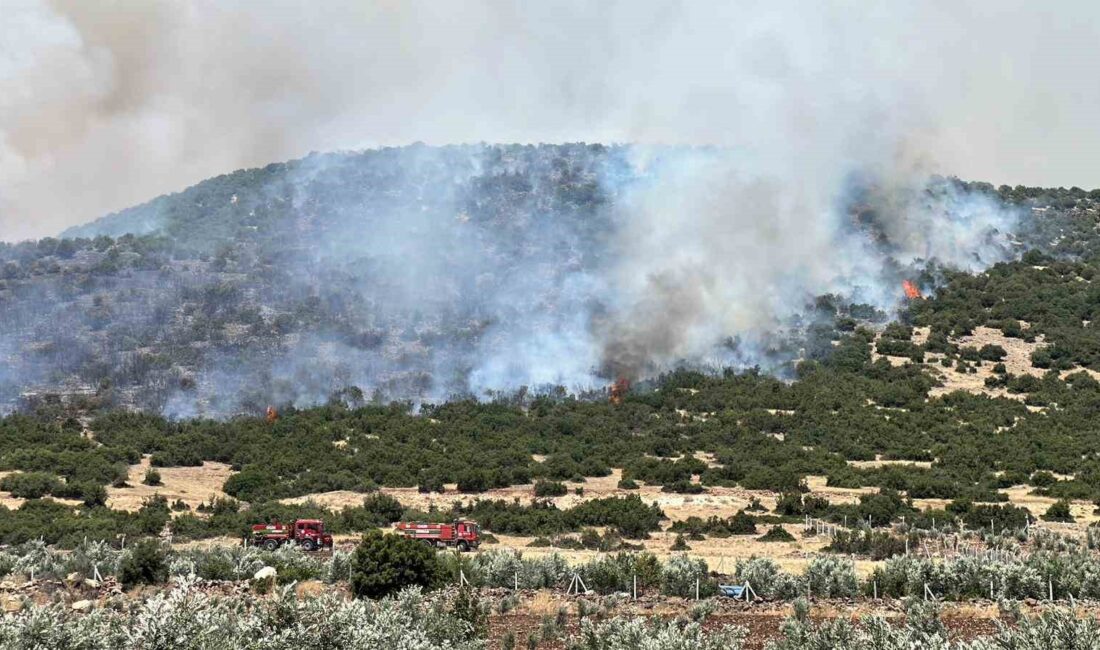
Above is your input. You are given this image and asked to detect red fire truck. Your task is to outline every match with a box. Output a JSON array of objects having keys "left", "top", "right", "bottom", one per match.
[
  {"left": 248, "top": 519, "right": 334, "bottom": 551},
  {"left": 394, "top": 520, "right": 481, "bottom": 551}
]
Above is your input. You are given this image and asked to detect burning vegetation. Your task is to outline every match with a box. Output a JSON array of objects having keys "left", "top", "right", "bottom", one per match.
[{"left": 609, "top": 377, "right": 631, "bottom": 405}]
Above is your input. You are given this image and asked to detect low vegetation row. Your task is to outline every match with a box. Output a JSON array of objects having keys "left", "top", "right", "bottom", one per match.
[
  {"left": 8, "top": 531, "right": 1100, "bottom": 605},
  {"left": 1, "top": 547, "right": 1099, "bottom": 649},
  {"left": 0, "top": 489, "right": 670, "bottom": 548},
  {"left": 0, "top": 477, "right": 1070, "bottom": 551}
]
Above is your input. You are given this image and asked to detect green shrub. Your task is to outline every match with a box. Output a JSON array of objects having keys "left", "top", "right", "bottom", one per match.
[
  {"left": 1043, "top": 499, "right": 1074, "bottom": 522},
  {"left": 118, "top": 539, "right": 168, "bottom": 587},
  {"left": 143, "top": 468, "right": 162, "bottom": 486},
  {"left": 728, "top": 511, "right": 757, "bottom": 535},
  {"left": 534, "top": 480, "right": 568, "bottom": 497},
  {"left": 0, "top": 472, "right": 62, "bottom": 499},
  {"left": 661, "top": 480, "right": 704, "bottom": 494},
  {"left": 964, "top": 504, "right": 1031, "bottom": 531},
  {"left": 1030, "top": 471, "right": 1057, "bottom": 487},
  {"left": 417, "top": 470, "right": 445, "bottom": 494},
  {"left": 81, "top": 484, "right": 108, "bottom": 508},
  {"left": 758, "top": 526, "right": 795, "bottom": 543},
  {"left": 825, "top": 529, "right": 907, "bottom": 560},
  {"left": 350, "top": 529, "right": 442, "bottom": 599},
  {"left": 457, "top": 470, "right": 489, "bottom": 494},
  {"left": 979, "top": 344, "right": 1007, "bottom": 361}
]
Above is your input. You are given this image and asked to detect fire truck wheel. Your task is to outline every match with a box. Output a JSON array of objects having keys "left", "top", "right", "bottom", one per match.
[
  {"left": 301, "top": 539, "right": 316, "bottom": 551},
  {"left": 457, "top": 541, "right": 470, "bottom": 552},
  {"left": 422, "top": 539, "right": 435, "bottom": 548},
  {"left": 264, "top": 539, "right": 279, "bottom": 551}
]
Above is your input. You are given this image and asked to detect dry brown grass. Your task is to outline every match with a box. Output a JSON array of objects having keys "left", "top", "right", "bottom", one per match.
[
  {"left": 488, "top": 525, "right": 881, "bottom": 577},
  {"left": 847, "top": 456, "right": 932, "bottom": 469},
  {"left": 107, "top": 455, "right": 233, "bottom": 512},
  {"left": 282, "top": 469, "right": 785, "bottom": 524},
  {"left": 802, "top": 475, "right": 876, "bottom": 504}
]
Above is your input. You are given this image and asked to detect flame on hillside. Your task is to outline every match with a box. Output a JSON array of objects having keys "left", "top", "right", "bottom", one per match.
[
  {"left": 902, "top": 280, "right": 922, "bottom": 300},
  {"left": 609, "top": 377, "right": 630, "bottom": 406}
]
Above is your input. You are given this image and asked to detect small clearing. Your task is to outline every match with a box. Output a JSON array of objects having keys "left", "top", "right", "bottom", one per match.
[{"left": 107, "top": 455, "right": 234, "bottom": 512}]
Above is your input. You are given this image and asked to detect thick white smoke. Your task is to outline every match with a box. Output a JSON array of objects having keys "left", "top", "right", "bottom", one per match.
[
  {"left": 589, "top": 148, "right": 1018, "bottom": 381},
  {"left": 0, "top": 1, "right": 1086, "bottom": 411},
  {"left": 2, "top": 1, "right": 1099, "bottom": 241}
]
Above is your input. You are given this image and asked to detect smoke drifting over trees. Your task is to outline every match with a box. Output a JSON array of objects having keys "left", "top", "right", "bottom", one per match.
[
  {"left": 3, "top": 143, "right": 1015, "bottom": 416},
  {"left": 0, "top": 2, "right": 1093, "bottom": 414}
]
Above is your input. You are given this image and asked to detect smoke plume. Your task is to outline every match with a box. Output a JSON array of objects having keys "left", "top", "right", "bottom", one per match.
[
  {"left": 0, "top": 1, "right": 1091, "bottom": 413},
  {"left": 2, "top": 1, "right": 1099, "bottom": 241}
]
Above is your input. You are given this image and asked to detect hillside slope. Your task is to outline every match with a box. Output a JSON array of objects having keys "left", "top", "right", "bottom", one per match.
[{"left": 0, "top": 143, "right": 1096, "bottom": 415}]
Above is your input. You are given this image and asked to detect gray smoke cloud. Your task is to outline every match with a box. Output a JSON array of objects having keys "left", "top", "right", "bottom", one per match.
[
  {"left": 592, "top": 148, "right": 1018, "bottom": 381},
  {"left": 2, "top": 1, "right": 1099, "bottom": 242}
]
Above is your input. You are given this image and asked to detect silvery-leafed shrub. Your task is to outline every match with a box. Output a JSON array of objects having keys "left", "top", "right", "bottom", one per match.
[
  {"left": 733, "top": 557, "right": 800, "bottom": 600},
  {"left": 569, "top": 617, "right": 745, "bottom": 650},
  {"left": 11, "top": 540, "right": 63, "bottom": 579},
  {"left": 522, "top": 553, "right": 570, "bottom": 589},
  {"left": 65, "top": 539, "right": 124, "bottom": 578},
  {"left": 463, "top": 550, "right": 569, "bottom": 590},
  {"left": 803, "top": 556, "right": 857, "bottom": 599},
  {"left": 660, "top": 556, "right": 712, "bottom": 598},
  {"left": 0, "top": 602, "right": 129, "bottom": 650},
  {"left": 1087, "top": 525, "right": 1100, "bottom": 551},
  {"left": 469, "top": 549, "right": 525, "bottom": 588},
  {"left": 0, "top": 549, "right": 16, "bottom": 578},
  {"left": 326, "top": 549, "right": 353, "bottom": 583},
  {"left": 168, "top": 554, "right": 197, "bottom": 579},
  {"left": 0, "top": 579, "right": 485, "bottom": 650},
  {"left": 1029, "top": 529, "right": 1079, "bottom": 553},
  {"left": 968, "top": 608, "right": 1100, "bottom": 650},
  {"left": 767, "top": 606, "right": 1099, "bottom": 650},
  {"left": 994, "top": 559, "right": 1044, "bottom": 600}
]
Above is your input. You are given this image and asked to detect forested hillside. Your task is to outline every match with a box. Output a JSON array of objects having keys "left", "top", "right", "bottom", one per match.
[
  {"left": 4, "top": 144, "right": 624, "bottom": 414},
  {"left": 5, "top": 143, "right": 1092, "bottom": 417},
  {"left": 1, "top": 143, "right": 1100, "bottom": 545}
]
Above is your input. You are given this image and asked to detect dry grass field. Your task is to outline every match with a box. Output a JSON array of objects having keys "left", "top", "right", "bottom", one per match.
[{"left": 107, "top": 455, "right": 234, "bottom": 512}]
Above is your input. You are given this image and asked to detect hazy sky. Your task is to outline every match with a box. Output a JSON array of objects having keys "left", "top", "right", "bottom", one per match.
[{"left": 1, "top": 0, "right": 1098, "bottom": 242}]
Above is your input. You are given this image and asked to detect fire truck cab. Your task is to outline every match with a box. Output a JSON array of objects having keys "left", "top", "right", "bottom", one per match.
[{"left": 249, "top": 518, "right": 334, "bottom": 551}]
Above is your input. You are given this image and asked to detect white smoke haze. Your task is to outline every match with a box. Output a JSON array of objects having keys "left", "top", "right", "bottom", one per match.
[
  {"left": 2, "top": 0, "right": 1098, "bottom": 241},
  {"left": 0, "top": 1, "right": 1091, "bottom": 411}
]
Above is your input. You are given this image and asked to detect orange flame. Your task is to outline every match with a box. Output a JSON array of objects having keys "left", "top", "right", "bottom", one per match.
[
  {"left": 609, "top": 378, "right": 630, "bottom": 406},
  {"left": 902, "top": 280, "right": 922, "bottom": 300},
  {"left": 265, "top": 406, "right": 278, "bottom": 424}
]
